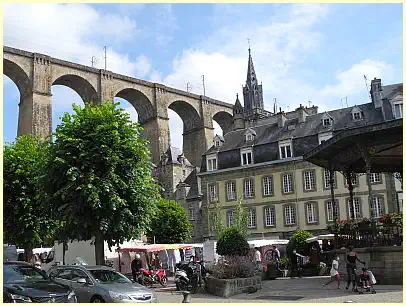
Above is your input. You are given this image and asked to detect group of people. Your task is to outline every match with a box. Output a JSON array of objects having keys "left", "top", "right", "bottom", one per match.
[{"left": 323, "top": 245, "right": 369, "bottom": 291}]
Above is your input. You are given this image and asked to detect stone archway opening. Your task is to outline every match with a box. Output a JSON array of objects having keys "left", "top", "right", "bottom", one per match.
[
  {"left": 213, "top": 111, "right": 233, "bottom": 136},
  {"left": 114, "top": 88, "right": 155, "bottom": 125},
  {"left": 3, "top": 58, "right": 33, "bottom": 140},
  {"left": 53, "top": 74, "right": 98, "bottom": 103},
  {"left": 3, "top": 75, "right": 20, "bottom": 143},
  {"left": 168, "top": 100, "right": 204, "bottom": 167}
]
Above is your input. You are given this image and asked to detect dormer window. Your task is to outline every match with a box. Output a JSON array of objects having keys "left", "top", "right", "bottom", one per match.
[
  {"left": 279, "top": 139, "right": 293, "bottom": 159},
  {"left": 323, "top": 118, "right": 331, "bottom": 126},
  {"left": 393, "top": 102, "right": 403, "bottom": 119},
  {"left": 321, "top": 113, "right": 333, "bottom": 127},
  {"left": 351, "top": 106, "right": 363, "bottom": 121},
  {"left": 206, "top": 154, "right": 217, "bottom": 171},
  {"left": 353, "top": 112, "right": 361, "bottom": 120},
  {"left": 244, "top": 128, "right": 256, "bottom": 142},
  {"left": 241, "top": 148, "right": 253, "bottom": 165},
  {"left": 213, "top": 134, "right": 224, "bottom": 148}
]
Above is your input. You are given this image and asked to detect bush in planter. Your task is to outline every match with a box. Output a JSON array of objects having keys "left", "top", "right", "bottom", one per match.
[
  {"left": 216, "top": 227, "right": 250, "bottom": 256},
  {"left": 279, "top": 257, "right": 289, "bottom": 270},
  {"left": 286, "top": 229, "right": 313, "bottom": 256},
  {"left": 211, "top": 255, "right": 256, "bottom": 279}
]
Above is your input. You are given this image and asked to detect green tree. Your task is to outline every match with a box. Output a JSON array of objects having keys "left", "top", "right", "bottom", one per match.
[
  {"left": 43, "top": 102, "right": 160, "bottom": 264},
  {"left": 286, "top": 229, "right": 313, "bottom": 256},
  {"left": 232, "top": 196, "right": 248, "bottom": 238},
  {"left": 3, "top": 135, "right": 57, "bottom": 261},
  {"left": 147, "top": 198, "right": 192, "bottom": 244},
  {"left": 209, "top": 202, "right": 226, "bottom": 239},
  {"left": 216, "top": 227, "right": 250, "bottom": 257}
]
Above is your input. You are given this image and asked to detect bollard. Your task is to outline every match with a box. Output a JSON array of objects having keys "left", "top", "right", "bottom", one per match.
[{"left": 182, "top": 291, "right": 191, "bottom": 303}]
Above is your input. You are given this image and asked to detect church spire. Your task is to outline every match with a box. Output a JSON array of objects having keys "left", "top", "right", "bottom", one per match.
[
  {"left": 243, "top": 47, "right": 264, "bottom": 116},
  {"left": 246, "top": 47, "right": 258, "bottom": 87}
]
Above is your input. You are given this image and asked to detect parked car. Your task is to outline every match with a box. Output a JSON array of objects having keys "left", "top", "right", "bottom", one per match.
[
  {"left": 3, "top": 261, "right": 77, "bottom": 303},
  {"left": 47, "top": 265, "right": 157, "bottom": 303}
]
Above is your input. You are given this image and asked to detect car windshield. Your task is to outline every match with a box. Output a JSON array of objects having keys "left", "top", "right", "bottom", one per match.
[
  {"left": 89, "top": 269, "right": 132, "bottom": 284},
  {"left": 3, "top": 264, "right": 47, "bottom": 283}
]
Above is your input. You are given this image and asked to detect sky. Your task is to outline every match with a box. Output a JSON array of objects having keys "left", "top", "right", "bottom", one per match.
[{"left": 3, "top": 3, "right": 403, "bottom": 150}]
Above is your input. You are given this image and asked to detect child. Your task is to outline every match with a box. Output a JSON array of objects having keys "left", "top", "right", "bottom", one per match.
[
  {"left": 323, "top": 254, "right": 340, "bottom": 289},
  {"left": 360, "top": 267, "right": 371, "bottom": 290}
]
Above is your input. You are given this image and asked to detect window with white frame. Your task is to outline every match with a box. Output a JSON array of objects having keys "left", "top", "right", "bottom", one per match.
[
  {"left": 244, "top": 179, "right": 254, "bottom": 198},
  {"left": 353, "top": 112, "right": 362, "bottom": 120},
  {"left": 324, "top": 169, "right": 336, "bottom": 189},
  {"left": 303, "top": 170, "right": 316, "bottom": 191},
  {"left": 246, "top": 134, "right": 255, "bottom": 142},
  {"left": 284, "top": 205, "right": 296, "bottom": 225},
  {"left": 247, "top": 208, "right": 256, "bottom": 228},
  {"left": 264, "top": 207, "right": 276, "bottom": 227},
  {"left": 188, "top": 205, "right": 195, "bottom": 221},
  {"left": 282, "top": 173, "right": 293, "bottom": 193},
  {"left": 347, "top": 198, "right": 361, "bottom": 219},
  {"left": 226, "top": 210, "right": 234, "bottom": 227},
  {"left": 208, "top": 184, "right": 217, "bottom": 202},
  {"left": 323, "top": 118, "right": 331, "bottom": 126},
  {"left": 279, "top": 140, "right": 292, "bottom": 159},
  {"left": 263, "top": 176, "right": 273, "bottom": 196},
  {"left": 371, "top": 196, "right": 385, "bottom": 218},
  {"left": 241, "top": 148, "right": 253, "bottom": 165},
  {"left": 345, "top": 174, "right": 358, "bottom": 186},
  {"left": 326, "top": 200, "right": 339, "bottom": 222},
  {"left": 206, "top": 155, "right": 217, "bottom": 171},
  {"left": 369, "top": 173, "right": 381, "bottom": 183},
  {"left": 306, "top": 202, "right": 317, "bottom": 224},
  {"left": 393, "top": 103, "right": 403, "bottom": 119},
  {"left": 215, "top": 140, "right": 220, "bottom": 147},
  {"left": 226, "top": 181, "right": 236, "bottom": 201}
]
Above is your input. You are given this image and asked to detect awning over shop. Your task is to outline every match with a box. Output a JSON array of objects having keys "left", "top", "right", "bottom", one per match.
[
  {"left": 303, "top": 119, "right": 402, "bottom": 173},
  {"left": 120, "top": 244, "right": 194, "bottom": 253},
  {"left": 248, "top": 239, "right": 289, "bottom": 248}
]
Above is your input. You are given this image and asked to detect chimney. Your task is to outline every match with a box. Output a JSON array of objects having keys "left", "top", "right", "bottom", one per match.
[
  {"left": 296, "top": 105, "right": 308, "bottom": 123},
  {"left": 370, "top": 78, "right": 383, "bottom": 109},
  {"left": 277, "top": 112, "right": 287, "bottom": 128}
]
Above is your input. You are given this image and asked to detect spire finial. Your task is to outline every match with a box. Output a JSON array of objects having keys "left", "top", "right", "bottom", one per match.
[
  {"left": 236, "top": 93, "right": 239, "bottom": 98},
  {"left": 247, "top": 38, "right": 251, "bottom": 54}
]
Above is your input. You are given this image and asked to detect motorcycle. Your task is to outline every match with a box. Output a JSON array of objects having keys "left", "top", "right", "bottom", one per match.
[
  {"left": 138, "top": 267, "right": 168, "bottom": 287},
  {"left": 174, "top": 260, "right": 202, "bottom": 293}
]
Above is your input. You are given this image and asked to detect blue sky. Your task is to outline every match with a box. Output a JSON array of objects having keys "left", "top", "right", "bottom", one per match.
[{"left": 3, "top": 3, "right": 403, "bottom": 149}]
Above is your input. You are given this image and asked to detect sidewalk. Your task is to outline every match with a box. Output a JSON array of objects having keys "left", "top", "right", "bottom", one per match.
[{"left": 153, "top": 276, "right": 403, "bottom": 303}]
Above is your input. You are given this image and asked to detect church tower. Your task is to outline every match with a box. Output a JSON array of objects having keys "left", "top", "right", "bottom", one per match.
[{"left": 243, "top": 48, "right": 265, "bottom": 120}]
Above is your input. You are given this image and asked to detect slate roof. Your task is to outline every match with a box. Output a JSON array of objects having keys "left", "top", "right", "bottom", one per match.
[
  {"left": 205, "top": 102, "right": 384, "bottom": 155},
  {"left": 382, "top": 83, "right": 403, "bottom": 100},
  {"left": 163, "top": 146, "right": 193, "bottom": 166},
  {"left": 183, "top": 169, "right": 201, "bottom": 200}
]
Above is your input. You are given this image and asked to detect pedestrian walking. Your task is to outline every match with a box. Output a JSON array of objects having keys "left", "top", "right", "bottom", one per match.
[
  {"left": 345, "top": 245, "right": 365, "bottom": 291},
  {"left": 254, "top": 247, "right": 262, "bottom": 264},
  {"left": 131, "top": 254, "right": 143, "bottom": 282},
  {"left": 323, "top": 253, "right": 340, "bottom": 288}
]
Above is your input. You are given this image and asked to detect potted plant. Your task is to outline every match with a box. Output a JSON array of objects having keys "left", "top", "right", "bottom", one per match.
[{"left": 279, "top": 257, "right": 289, "bottom": 277}]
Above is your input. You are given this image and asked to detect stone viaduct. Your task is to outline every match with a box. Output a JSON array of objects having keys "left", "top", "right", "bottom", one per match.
[{"left": 4, "top": 46, "right": 234, "bottom": 167}]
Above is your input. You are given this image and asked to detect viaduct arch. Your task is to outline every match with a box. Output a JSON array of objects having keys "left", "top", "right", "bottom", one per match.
[{"left": 3, "top": 46, "right": 234, "bottom": 167}]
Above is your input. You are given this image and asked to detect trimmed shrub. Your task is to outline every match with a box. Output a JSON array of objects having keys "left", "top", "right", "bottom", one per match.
[
  {"left": 211, "top": 255, "right": 256, "bottom": 279},
  {"left": 286, "top": 229, "right": 313, "bottom": 256},
  {"left": 216, "top": 227, "right": 250, "bottom": 256}
]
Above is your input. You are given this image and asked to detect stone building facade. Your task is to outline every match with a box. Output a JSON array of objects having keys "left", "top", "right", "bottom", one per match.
[{"left": 195, "top": 49, "right": 403, "bottom": 241}]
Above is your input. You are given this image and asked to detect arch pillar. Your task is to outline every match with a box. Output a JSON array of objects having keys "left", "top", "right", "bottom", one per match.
[
  {"left": 183, "top": 125, "right": 214, "bottom": 167},
  {"left": 18, "top": 54, "right": 52, "bottom": 139}
]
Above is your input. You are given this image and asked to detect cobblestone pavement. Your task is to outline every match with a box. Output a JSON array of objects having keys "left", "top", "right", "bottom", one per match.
[{"left": 153, "top": 276, "right": 403, "bottom": 303}]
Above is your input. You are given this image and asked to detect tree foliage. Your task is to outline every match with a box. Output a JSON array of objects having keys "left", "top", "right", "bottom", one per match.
[
  {"left": 216, "top": 227, "right": 250, "bottom": 256},
  {"left": 286, "top": 229, "right": 313, "bottom": 256},
  {"left": 43, "top": 102, "right": 160, "bottom": 263},
  {"left": 3, "top": 135, "right": 57, "bottom": 259},
  {"left": 147, "top": 198, "right": 192, "bottom": 244}
]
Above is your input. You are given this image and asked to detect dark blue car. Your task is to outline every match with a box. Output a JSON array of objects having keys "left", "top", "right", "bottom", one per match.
[{"left": 3, "top": 261, "right": 77, "bottom": 303}]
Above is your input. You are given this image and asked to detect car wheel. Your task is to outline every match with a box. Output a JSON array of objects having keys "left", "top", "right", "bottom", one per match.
[{"left": 90, "top": 296, "right": 105, "bottom": 303}]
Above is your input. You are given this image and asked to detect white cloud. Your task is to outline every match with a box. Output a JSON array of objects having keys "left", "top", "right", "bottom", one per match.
[
  {"left": 134, "top": 55, "right": 152, "bottom": 79},
  {"left": 4, "top": 3, "right": 141, "bottom": 77}
]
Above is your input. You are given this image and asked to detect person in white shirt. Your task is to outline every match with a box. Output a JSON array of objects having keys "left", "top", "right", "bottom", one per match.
[
  {"left": 323, "top": 253, "right": 341, "bottom": 289},
  {"left": 254, "top": 247, "right": 262, "bottom": 264}
]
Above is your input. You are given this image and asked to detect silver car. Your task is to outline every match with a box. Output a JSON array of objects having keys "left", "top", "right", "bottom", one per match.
[{"left": 47, "top": 265, "right": 157, "bottom": 303}]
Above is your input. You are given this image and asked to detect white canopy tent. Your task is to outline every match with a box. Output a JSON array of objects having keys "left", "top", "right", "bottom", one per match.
[{"left": 248, "top": 239, "right": 289, "bottom": 248}]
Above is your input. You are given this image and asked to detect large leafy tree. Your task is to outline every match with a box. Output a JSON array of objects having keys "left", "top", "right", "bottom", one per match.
[
  {"left": 43, "top": 102, "right": 160, "bottom": 264},
  {"left": 4, "top": 135, "right": 57, "bottom": 261},
  {"left": 147, "top": 198, "right": 192, "bottom": 244}
]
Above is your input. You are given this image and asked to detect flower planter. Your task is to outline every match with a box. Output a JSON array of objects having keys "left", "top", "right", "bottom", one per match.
[{"left": 205, "top": 275, "right": 262, "bottom": 298}]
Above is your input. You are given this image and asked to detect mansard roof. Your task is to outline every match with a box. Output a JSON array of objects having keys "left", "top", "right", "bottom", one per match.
[
  {"left": 203, "top": 102, "right": 384, "bottom": 155},
  {"left": 382, "top": 83, "right": 403, "bottom": 100}
]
